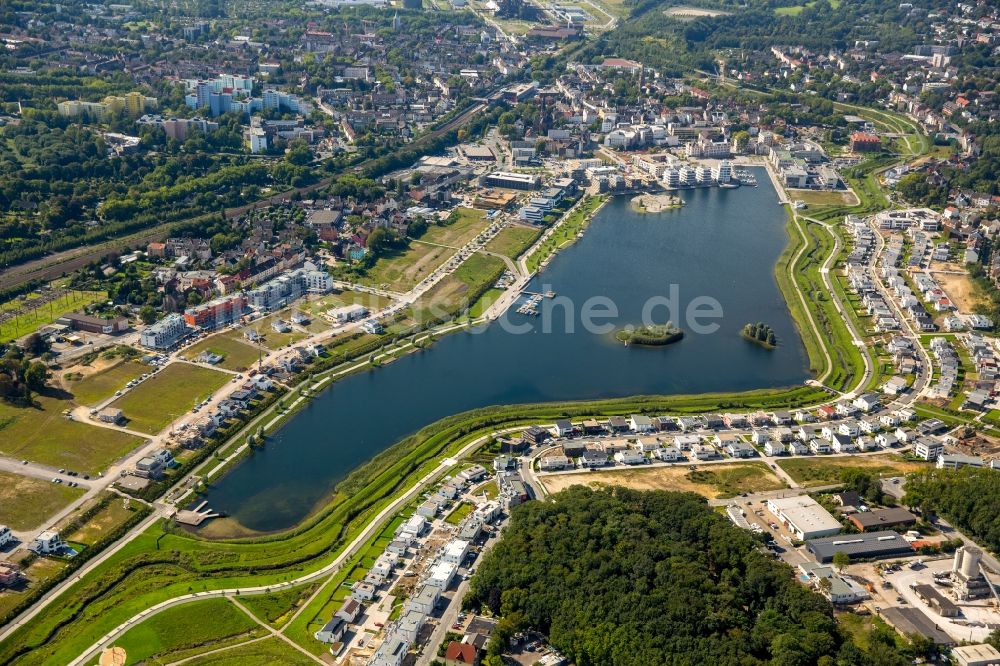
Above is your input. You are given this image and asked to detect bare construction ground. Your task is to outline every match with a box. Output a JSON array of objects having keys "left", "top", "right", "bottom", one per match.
[{"left": 539, "top": 462, "right": 786, "bottom": 498}]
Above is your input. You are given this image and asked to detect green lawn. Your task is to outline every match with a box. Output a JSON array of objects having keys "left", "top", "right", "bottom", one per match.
[
  {"left": 0, "top": 469, "right": 86, "bottom": 531},
  {"left": 63, "top": 495, "right": 142, "bottom": 546},
  {"left": 114, "top": 598, "right": 262, "bottom": 665},
  {"left": 0, "top": 395, "right": 142, "bottom": 474},
  {"left": 777, "top": 455, "right": 929, "bottom": 487},
  {"left": 0, "top": 290, "right": 105, "bottom": 343},
  {"left": 183, "top": 335, "right": 264, "bottom": 372},
  {"left": 686, "top": 462, "right": 787, "bottom": 498},
  {"left": 444, "top": 502, "right": 473, "bottom": 525},
  {"left": 407, "top": 253, "right": 505, "bottom": 325},
  {"left": 107, "top": 363, "right": 230, "bottom": 434},
  {"left": 526, "top": 196, "right": 605, "bottom": 274},
  {"left": 485, "top": 225, "right": 541, "bottom": 259},
  {"left": 182, "top": 637, "right": 310, "bottom": 666},
  {"left": 238, "top": 585, "right": 313, "bottom": 628},
  {"left": 350, "top": 208, "right": 489, "bottom": 292},
  {"left": 67, "top": 360, "right": 148, "bottom": 407}
]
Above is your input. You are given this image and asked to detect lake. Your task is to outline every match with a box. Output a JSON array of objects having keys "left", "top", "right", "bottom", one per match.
[{"left": 201, "top": 172, "right": 810, "bottom": 532}]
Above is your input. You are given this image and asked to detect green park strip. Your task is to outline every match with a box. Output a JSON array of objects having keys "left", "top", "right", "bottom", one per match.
[
  {"left": 113, "top": 598, "right": 265, "bottom": 665},
  {"left": 106, "top": 362, "right": 231, "bottom": 434},
  {"left": 180, "top": 636, "right": 308, "bottom": 666},
  {"left": 525, "top": 195, "right": 608, "bottom": 274},
  {"left": 775, "top": 212, "right": 866, "bottom": 392}
]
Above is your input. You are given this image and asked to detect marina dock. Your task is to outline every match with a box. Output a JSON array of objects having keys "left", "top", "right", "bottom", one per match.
[
  {"left": 515, "top": 291, "right": 555, "bottom": 316},
  {"left": 175, "top": 500, "right": 222, "bottom": 526}
]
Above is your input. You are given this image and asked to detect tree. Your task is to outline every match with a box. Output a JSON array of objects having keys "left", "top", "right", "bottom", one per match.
[
  {"left": 22, "top": 333, "right": 49, "bottom": 357},
  {"left": 24, "top": 362, "right": 48, "bottom": 392},
  {"left": 832, "top": 551, "right": 850, "bottom": 571},
  {"left": 139, "top": 305, "right": 157, "bottom": 325}
]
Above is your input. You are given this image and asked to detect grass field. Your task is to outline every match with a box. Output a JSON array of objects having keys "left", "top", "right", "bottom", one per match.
[
  {"left": 0, "top": 290, "right": 105, "bottom": 343},
  {"left": 540, "top": 462, "right": 786, "bottom": 499},
  {"left": 790, "top": 190, "right": 858, "bottom": 206},
  {"left": 184, "top": 335, "right": 264, "bottom": 371},
  {"left": 775, "top": 0, "right": 840, "bottom": 15},
  {"left": 354, "top": 208, "right": 489, "bottom": 292},
  {"left": 0, "top": 470, "right": 86, "bottom": 531},
  {"left": 238, "top": 585, "right": 313, "bottom": 628},
  {"left": 444, "top": 502, "right": 473, "bottom": 525},
  {"left": 66, "top": 360, "right": 148, "bottom": 406},
  {"left": 182, "top": 637, "right": 309, "bottom": 666},
  {"left": 0, "top": 395, "right": 142, "bottom": 473},
  {"left": 62, "top": 496, "right": 141, "bottom": 546},
  {"left": 107, "top": 363, "right": 230, "bottom": 434},
  {"left": 485, "top": 225, "right": 541, "bottom": 259},
  {"left": 407, "top": 253, "right": 505, "bottom": 325},
  {"left": 777, "top": 454, "right": 929, "bottom": 487},
  {"left": 113, "top": 598, "right": 262, "bottom": 665}
]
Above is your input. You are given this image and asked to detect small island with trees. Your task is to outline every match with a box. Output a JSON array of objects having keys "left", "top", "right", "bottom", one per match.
[
  {"left": 615, "top": 322, "right": 683, "bottom": 347},
  {"left": 742, "top": 322, "right": 777, "bottom": 349}
]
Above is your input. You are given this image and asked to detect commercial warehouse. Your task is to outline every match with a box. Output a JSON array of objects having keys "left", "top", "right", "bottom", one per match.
[
  {"left": 766, "top": 496, "right": 842, "bottom": 541},
  {"left": 806, "top": 531, "right": 915, "bottom": 563}
]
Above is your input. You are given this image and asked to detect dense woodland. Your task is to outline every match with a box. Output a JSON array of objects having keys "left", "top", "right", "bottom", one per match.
[
  {"left": 903, "top": 468, "right": 1000, "bottom": 554},
  {"left": 466, "top": 487, "right": 920, "bottom": 666}
]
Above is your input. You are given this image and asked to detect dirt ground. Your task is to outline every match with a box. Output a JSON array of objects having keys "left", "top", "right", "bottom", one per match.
[
  {"left": 664, "top": 5, "right": 730, "bottom": 17},
  {"left": 539, "top": 463, "right": 783, "bottom": 498},
  {"left": 931, "top": 270, "right": 985, "bottom": 313},
  {"left": 57, "top": 355, "right": 119, "bottom": 390}
]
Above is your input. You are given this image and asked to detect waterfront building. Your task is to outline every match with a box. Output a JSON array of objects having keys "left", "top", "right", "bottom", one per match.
[{"left": 713, "top": 160, "right": 733, "bottom": 184}]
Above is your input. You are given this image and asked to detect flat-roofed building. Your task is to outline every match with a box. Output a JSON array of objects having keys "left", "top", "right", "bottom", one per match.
[
  {"left": 806, "top": 531, "right": 915, "bottom": 563},
  {"left": 482, "top": 171, "right": 541, "bottom": 190},
  {"left": 847, "top": 507, "right": 917, "bottom": 532},
  {"left": 767, "top": 496, "right": 842, "bottom": 541},
  {"left": 952, "top": 644, "right": 1000, "bottom": 666}
]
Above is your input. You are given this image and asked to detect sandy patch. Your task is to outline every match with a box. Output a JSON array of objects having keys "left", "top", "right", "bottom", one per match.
[
  {"left": 540, "top": 462, "right": 784, "bottom": 498},
  {"left": 931, "top": 271, "right": 985, "bottom": 313},
  {"left": 664, "top": 5, "right": 730, "bottom": 17}
]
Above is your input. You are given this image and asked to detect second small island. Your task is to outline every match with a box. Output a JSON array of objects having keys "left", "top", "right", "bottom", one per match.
[
  {"left": 615, "top": 322, "right": 684, "bottom": 347},
  {"left": 741, "top": 322, "right": 777, "bottom": 349}
]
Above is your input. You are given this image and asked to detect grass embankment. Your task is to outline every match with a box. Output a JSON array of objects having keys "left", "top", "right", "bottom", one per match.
[
  {"left": 0, "top": 395, "right": 142, "bottom": 474},
  {"left": 774, "top": 211, "right": 865, "bottom": 391},
  {"left": 0, "top": 470, "right": 86, "bottom": 531},
  {"left": 525, "top": 196, "right": 607, "bottom": 274},
  {"left": 777, "top": 454, "right": 929, "bottom": 487},
  {"left": 181, "top": 637, "right": 307, "bottom": 666},
  {"left": 107, "top": 363, "right": 230, "bottom": 434}
]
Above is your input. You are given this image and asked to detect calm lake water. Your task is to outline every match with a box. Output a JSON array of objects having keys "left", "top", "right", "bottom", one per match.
[{"left": 202, "top": 171, "right": 810, "bottom": 532}]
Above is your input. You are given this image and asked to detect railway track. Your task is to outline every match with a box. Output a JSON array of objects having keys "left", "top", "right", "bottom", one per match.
[{"left": 0, "top": 100, "right": 490, "bottom": 294}]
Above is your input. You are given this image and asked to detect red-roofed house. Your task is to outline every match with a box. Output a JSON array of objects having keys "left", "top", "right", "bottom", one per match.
[{"left": 444, "top": 641, "right": 478, "bottom": 666}]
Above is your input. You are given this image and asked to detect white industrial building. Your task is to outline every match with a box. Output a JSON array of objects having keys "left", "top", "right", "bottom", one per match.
[{"left": 767, "top": 496, "right": 842, "bottom": 540}]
